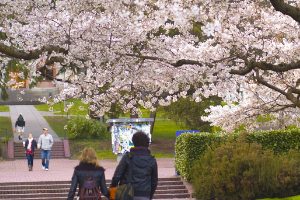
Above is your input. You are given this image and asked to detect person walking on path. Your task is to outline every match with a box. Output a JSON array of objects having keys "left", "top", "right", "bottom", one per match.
[
  {"left": 37, "top": 128, "right": 54, "bottom": 171},
  {"left": 67, "top": 147, "right": 110, "bottom": 200},
  {"left": 15, "top": 113, "right": 25, "bottom": 140},
  {"left": 111, "top": 131, "right": 158, "bottom": 200},
  {"left": 23, "top": 133, "right": 37, "bottom": 171}
]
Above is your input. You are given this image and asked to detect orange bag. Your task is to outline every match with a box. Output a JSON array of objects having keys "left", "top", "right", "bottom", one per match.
[{"left": 109, "top": 187, "right": 116, "bottom": 199}]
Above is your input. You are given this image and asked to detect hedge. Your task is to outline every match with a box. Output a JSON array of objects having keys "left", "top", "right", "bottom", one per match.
[
  {"left": 175, "top": 128, "right": 300, "bottom": 180},
  {"left": 247, "top": 129, "right": 300, "bottom": 154},
  {"left": 175, "top": 132, "right": 227, "bottom": 180}
]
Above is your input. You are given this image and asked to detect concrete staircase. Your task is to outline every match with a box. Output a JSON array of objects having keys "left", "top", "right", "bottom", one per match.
[
  {"left": 0, "top": 177, "right": 191, "bottom": 200},
  {"left": 14, "top": 141, "right": 66, "bottom": 159}
]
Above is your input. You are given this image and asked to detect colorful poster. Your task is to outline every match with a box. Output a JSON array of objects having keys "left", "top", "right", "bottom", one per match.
[{"left": 111, "top": 124, "right": 151, "bottom": 155}]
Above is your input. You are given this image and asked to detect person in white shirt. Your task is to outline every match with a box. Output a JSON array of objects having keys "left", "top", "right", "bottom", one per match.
[{"left": 37, "top": 128, "right": 54, "bottom": 171}]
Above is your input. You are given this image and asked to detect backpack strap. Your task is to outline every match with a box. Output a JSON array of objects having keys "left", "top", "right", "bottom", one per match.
[
  {"left": 84, "top": 171, "right": 94, "bottom": 180},
  {"left": 127, "top": 153, "right": 133, "bottom": 184}
]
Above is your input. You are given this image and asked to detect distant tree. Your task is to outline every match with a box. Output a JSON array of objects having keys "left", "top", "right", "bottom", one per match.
[{"left": 159, "top": 96, "right": 222, "bottom": 132}]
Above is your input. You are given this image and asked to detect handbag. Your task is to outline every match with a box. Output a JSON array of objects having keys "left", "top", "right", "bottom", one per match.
[{"left": 110, "top": 153, "right": 134, "bottom": 200}]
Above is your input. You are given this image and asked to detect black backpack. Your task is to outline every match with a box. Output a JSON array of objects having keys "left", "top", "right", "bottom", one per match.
[{"left": 79, "top": 171, "right": 101, "bottom": 200}]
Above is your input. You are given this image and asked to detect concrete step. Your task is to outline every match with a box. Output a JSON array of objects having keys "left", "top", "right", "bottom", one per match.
[
  {"left": 0, "top": 188, "right": 188, "bottom": 195},
  {"left": 0, "top": 193, "right": 191, "bottom": 199},
  {"left": 0, "top": 178, "right": 191, "bottom": 199},
  {"left": 14, "top": 141, "right": 66, "bottom": 159},
  {"left": 0, "top": 184, "right": 186, "bottom": 191}
]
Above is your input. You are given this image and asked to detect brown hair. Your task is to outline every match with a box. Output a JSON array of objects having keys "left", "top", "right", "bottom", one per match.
[{"left": 79, "top": 147, "right": 100, "bottom": 167}]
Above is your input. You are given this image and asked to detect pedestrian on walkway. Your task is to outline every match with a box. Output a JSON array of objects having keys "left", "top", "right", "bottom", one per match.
[
  {"left": 15, "top": 113, "right": 25, "bottom": 140},
  {"left": 67, "top": 147, "right": 110, "bottom": 200},
  {"left": 111, "top": 131, "right": 158, "bottom": 200},
  {"left": 23, "top": 133, "right": 37, "bottom": 171},
  {"left": 37, "top": 128, "right": 53, "bottom": 171}
]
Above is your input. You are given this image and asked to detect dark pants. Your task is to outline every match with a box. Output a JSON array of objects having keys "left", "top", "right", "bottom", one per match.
[{"left": 26, "top": 154, "right": 34, "bottom": 166}]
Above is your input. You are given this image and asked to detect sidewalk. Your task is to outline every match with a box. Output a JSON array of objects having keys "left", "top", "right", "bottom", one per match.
[
  {"left": 0, "top": 158, "right": 176, "bottom": 183},
  {"left": 9, "top": 105, "right": 61, "bottom": 142}
]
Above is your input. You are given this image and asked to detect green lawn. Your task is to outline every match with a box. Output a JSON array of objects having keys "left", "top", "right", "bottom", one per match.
[
  {"left": 43, "top": 116, "right": 73, "bottom": 138},
  {"left": 35, "top": 99, "right": 89, "bottom": 115},
  {"left": 258, "top": 196, "right": 300, "bottom": 200},
  {"left": 0, "top": 106, "right": 9, "bottom": 112},
  {"left": 0, "top": 117, "right": 13, "bottom": 138},
  {"left": 152, "top": 119, "right": 181, "bottom": 139}
]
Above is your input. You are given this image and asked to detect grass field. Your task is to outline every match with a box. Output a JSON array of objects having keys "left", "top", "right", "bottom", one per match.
[
  {"left": 0, "top": 106, "right": 9, "bottom": 112},
  {"left": 0, "top": 117, "right": 13, "bottom": 138},
  {"left": 35, "top": 99, "right": 89, "bottom": 115},
  {"left": 43, "top": 116, "right": 74, "bottom": 138},
  {"left": 44, "top": 116, "right": 180, "bottom": 140}
]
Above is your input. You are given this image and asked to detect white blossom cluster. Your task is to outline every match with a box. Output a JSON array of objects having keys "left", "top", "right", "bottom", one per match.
[{"left": 0, "top": 0, "right": 300, "bottom": 132}]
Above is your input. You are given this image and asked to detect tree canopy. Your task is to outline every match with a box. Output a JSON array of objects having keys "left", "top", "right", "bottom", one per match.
[{"left": 0, "top": 0, "right": 299, "bottom": 132}]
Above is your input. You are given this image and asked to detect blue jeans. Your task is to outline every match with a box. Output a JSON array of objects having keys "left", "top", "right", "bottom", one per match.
[
  {"left": 26, "top": 154, "right": 34, "bottom": 166},
  {"left": 41, "top": 149, "right": 51, "bottom": 169}
]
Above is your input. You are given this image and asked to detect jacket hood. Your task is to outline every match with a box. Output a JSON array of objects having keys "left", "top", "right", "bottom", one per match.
[{"left": 130, "top": 146, "right": 155, "bottom": 168}]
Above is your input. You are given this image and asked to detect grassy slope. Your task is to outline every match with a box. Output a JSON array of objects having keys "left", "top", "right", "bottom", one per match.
[{"left": 0, "top": 117, "right": 13, "bottom": 138}]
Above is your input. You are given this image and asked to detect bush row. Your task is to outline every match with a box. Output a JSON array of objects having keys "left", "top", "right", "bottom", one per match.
[{"left": 175, "top": 128, "right": 300, "bottom": 181}]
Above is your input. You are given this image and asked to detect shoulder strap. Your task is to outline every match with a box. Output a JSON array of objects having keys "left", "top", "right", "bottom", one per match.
[
  {"left": 84, "top": 171, "right": 94, "bottom": 180},
  {"left": 128, "top": 153, "right": 133, "bottom": 183}
]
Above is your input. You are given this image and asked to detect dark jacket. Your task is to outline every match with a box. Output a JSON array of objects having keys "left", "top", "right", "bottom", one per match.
[
  {"left": 15, "top": 116, "right": 25, "bottom": 127},
  {"left": 111, "top": 146, "right": 158, "bottom": 199},
  {"left": 67, "top": 162, "right": 110, "bottom": 200},
  {"left": 24, "top": 139, "right": 37, "bottom": 152}
]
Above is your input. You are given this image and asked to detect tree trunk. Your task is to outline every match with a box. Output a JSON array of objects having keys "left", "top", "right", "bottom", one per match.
[{"left": 150, "top": 111, "right": 156, "bottom": 135}]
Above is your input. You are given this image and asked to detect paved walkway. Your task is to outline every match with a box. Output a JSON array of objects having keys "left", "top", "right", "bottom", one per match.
[
  {"left": 0, "top": 158, "right": 176, "bottom": 182},
  {"left": 9, "top": 105, "right": 61, "bottom": 142}
]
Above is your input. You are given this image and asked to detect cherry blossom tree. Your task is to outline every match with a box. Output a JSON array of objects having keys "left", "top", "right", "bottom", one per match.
[{"left": 0, "top": 0, "right": 300, "bottom": 132}]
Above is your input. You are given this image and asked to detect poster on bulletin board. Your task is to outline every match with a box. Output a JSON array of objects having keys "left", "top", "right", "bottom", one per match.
[{"left": 111, "top": 124, "right": 151, "bottom": 155}]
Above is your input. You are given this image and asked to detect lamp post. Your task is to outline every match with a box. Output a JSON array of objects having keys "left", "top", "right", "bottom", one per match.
[{"left": 64, "top": 125, "right": 67, "bottom": 139}]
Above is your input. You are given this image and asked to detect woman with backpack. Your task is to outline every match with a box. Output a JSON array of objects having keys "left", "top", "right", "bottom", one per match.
[
  {"left": 67, "top": 147, "right": 110, "bottom": 200},
  {"left": 110, "top": 131, "right": 158, "bottom": 200}
]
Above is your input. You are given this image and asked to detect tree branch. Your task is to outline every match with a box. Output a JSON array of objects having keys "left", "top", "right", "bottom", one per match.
[
  {"left": 254, "top": 69, "right": 300, "bottom": 107},
  {"left": 123, "top": 53, "right": 203, "bottom": 67},
  {"left": 269, "top": 0, "right": 300, "bottom": 23},
  {"left": 230, "top": 60, "right": 300, "bottom": 75},
  {"left": 0, "top": 42, "right": 68, "bottom": 60}
]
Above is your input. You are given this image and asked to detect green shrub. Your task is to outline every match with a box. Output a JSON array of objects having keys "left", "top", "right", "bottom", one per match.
[
  {"left": 175, "top": 129, "right": 300, "bottom": 180},
  {"left": 67, "top": 116, "right": 109, "bottom": 140},
  {"left": 192, "top": 133, "right": 300, "bottom": 200},
  {"left": 247, "top": 128, "right": 300, "bottom": 154},
  {"left": 1, "top": 136, "right": 10, "bottom": 144},
  {"left": 175, "top": 132, "right": 228, "bottom": 180}
]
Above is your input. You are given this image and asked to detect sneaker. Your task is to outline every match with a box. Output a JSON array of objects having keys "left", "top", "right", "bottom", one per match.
[
  {"left": 45, "top": 168, "right": 49, "bottom": 171},
  {"left": 42, "top": 166, "right": 45, "bottom": 170}
]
